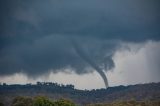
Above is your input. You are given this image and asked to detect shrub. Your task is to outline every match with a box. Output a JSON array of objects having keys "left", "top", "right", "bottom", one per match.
[
  {"left": 11, "top": 96, "right": 76, "bottom": 106},
  {"left": 55, "top": 99, "right": 76, "bottom": 106},
  {"left": 11, "top": 96, "right": 33, "bottom": 106},
  {"left": 33, "top": 96, "right": 55, "bottom": 106}
]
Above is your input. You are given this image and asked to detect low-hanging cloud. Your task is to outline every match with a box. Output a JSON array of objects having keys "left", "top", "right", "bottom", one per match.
[
  {"left": 0, "top": 0, "right": 160, "bottom": 77},
  {"left": 0, "top": 35, "right": 116, "bottom": 77}
]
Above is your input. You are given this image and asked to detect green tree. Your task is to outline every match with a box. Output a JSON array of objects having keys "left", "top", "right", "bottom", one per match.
[
  {"left": 11, "top": 96, "right": 77, "bottom": 106},
  {"left": 55, "top": 99, "right": 76, "bottom": 106},
  {"left": 11, "top": 96, "right": 33, "bottom": 106},
  {"left": 33, "top": 96, "right": 55, "bottom": 106}
]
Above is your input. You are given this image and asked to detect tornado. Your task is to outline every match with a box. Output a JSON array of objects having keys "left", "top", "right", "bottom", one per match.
[{"left": 71, "top": 38, "right": 109, "bottom": 88}]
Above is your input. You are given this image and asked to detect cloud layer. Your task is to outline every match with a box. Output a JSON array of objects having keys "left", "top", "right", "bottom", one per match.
[
  {"left": 0, "top": 0, "right": 160, "bottom": 77},
  {"left": 0, "top": 41, "right": 159, "bottom": 89}
]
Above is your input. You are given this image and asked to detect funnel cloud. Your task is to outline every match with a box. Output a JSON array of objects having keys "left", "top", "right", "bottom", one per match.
[
  {"left": 71, "top": 38, "right": 109, "bottom": 88},
  {"left": 0, "top": 0, "right": 160, "bottom": 88}
]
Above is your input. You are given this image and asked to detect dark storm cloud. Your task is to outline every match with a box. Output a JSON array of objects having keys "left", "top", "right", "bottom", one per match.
[
  {"left": 0, "top": 0, "right": 160, "bottom": 77},
  {"left": 0, "top": 35, "right": 116, "bottom": 76}
]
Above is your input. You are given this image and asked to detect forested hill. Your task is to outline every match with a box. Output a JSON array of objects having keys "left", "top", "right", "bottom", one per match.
[{"left": 0, "top": 82, "right": 160, "bottom": 105}]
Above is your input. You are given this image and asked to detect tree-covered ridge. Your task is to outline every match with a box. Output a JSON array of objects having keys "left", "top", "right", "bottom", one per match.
[{"left": 0, "top": 82, "right": 160, "bottom": 105}]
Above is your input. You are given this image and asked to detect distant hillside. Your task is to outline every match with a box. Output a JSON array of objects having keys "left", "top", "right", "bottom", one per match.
[{"left": 0, "top": 82, "right": 160, "bottom": 106}]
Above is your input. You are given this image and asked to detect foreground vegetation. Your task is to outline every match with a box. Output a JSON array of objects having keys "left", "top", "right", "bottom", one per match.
[
  {"left": 10, "top": 96, "right": 76, "bottom": 106},
  {"left": 0, "top": 96, "right": 160, "bottom": 106},
  {"left": 87, "top": 100, "right": 160, "bottom": 106}
]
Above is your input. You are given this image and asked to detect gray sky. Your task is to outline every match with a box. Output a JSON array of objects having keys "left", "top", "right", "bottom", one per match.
[{"left": 0, "top": 0, "right": 160, "bottom": 89}]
